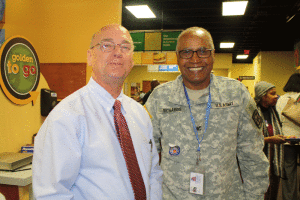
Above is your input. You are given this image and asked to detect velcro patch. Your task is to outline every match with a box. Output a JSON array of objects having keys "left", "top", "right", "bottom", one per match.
[
  {"left": 211, "top": 100, "right": 238, "bottom": 108},
  {"left": 161, "top": 107, "right": 182, "bottom": 113},
  {"left": 252, "top": 109, "right": 263, "bottom": 129}
]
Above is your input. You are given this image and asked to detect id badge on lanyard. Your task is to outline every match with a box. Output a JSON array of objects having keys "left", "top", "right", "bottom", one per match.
[
  {"left": 183, "top": 82, "right": 211, "bottom": 195},
  {"left": 190, "top": 166, "right": 205, "bottom": 195},
  {"left": 189, "top": 148, "right": 205, "bottom": 195}
]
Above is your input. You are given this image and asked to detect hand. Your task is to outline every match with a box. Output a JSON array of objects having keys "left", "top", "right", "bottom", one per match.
[
  {"left": 286, "top": 135, "right": 297, "bottom": 139},
  {"left": 265, "top": 135, "right": 286, "bottom": 144},
  {"left": 286, "top": 135, "right": 299, "bottom": 145}
]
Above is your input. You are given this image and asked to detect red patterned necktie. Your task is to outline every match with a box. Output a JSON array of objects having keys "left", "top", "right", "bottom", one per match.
[{"left": 113, "top": 100, "right": 147, "bottom": 200}]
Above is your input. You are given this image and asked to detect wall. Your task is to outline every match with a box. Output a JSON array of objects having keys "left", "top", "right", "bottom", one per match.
[
  {"left": 4, "top": 0, "right": 122, "bottom": 63},
  {"left": 0, "top": 0, "right": 122, "bottom": 153},
  {"left": 229, "top": 63, "right": 255, "bottom": 97},
  {"left": 213, "top": 69, "right": 228, "bottom": 77},
  {"left": 260, "top": 51, "right": 295, "bottom": 95},
  {"left": 214, "top": 53, "right": 232, "bottom": 69},
  {"left": 253, "top": 52, "right": 262, "bottom": 83},
  {"left": 40, "top": 63, "right": 86, "bottom": 100},
  {"left": 0, "top": 75, "right": 49, "bottom": 152},
  {"left": 229, "top": 51, "right": 297, "bottom": 98}
]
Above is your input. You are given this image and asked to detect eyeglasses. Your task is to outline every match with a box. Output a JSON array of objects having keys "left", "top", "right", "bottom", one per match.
[
  {"left": 178, "top": 48, "right": 213, "bottom": 59},
  {"left": 91, "top": 41, "right": 133, "bottom": 53}
]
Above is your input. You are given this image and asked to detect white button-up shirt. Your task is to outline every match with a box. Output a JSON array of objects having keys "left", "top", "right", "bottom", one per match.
[{"left": 33, "top": 78, "right": 163, "bottom": 200}]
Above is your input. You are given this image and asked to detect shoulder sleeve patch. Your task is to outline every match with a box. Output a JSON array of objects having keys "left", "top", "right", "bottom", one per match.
[{"left": 252, "top": 109, "right": 263, "bottom": 129}]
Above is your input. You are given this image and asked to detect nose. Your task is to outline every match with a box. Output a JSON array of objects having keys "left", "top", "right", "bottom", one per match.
[
  {"left": 190, "top": 51, "right": 201, "bottom": 63},
  {"left": 113, "top": 44, "right": 122, "bottom": 57}
]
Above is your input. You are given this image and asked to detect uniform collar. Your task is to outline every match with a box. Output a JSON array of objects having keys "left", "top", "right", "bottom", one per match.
[{"left": 168, "top": 74, "right": 221, "bottom": 105}]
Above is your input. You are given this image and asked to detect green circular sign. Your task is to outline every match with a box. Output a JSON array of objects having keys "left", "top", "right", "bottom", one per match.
[
  {"left": 5, "top": 43, "right": 38, "bottom": 94},
  {"left": 0, "top": 36, "right": 40, "bottom": 104}
]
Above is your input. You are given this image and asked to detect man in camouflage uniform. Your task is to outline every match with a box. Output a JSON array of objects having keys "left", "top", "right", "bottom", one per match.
[{"left": 145, "top": 27, "right": 269, "bottom": 199}]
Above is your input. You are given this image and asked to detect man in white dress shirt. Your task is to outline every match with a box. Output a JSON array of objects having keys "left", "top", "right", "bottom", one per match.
[{"left": 32, "top": 24, "right": 163, "bottom": 200}]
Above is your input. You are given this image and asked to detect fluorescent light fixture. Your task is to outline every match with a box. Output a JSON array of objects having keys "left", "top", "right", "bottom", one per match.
[
  {"left": 125, "top": 5, "right": 156, "bottom": 18},
  {"left": 222, "top": 1, "right": 248, "bottom": 16},
  {"left": 236, "top": 55, "right": 249, "bottom": 59},
  {"left": 220, "top": 42, "right": 235, "bottom": 48}
]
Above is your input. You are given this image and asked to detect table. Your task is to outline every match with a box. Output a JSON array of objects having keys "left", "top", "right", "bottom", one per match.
[{"left": 0, "top": 164, "right": 33, "bottom": 200}]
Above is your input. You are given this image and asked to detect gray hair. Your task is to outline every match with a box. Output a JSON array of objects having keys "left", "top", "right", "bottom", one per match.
[{"left": 176, "top": 27, "right": 214, "bottom": 52}]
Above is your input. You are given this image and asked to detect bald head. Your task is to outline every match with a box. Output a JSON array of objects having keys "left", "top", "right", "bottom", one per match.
[
  {"left": 87, "top": 24, "right": 134, "bottom": 98},
  {"left": 176, "top": 27, "right": 214, "bottom": 52},
  {"left": 90, "top": 24, "right": 133, "bottom": 49}
]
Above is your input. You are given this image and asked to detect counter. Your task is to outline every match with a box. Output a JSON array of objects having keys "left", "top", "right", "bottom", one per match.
[{"left": 0, "top": 164, "right": 33, "bottom": 200}]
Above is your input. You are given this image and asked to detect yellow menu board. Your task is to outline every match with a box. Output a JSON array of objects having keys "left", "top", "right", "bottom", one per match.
[
  {"left": 141, "top": 52, "right": 154, "bottom": 64},
  {"left": 133, "top": 52, "right": 142, "bottom": 65},
  {"left": 166, "top": 52, "right": 177, "bottom": 64},
  {"left": 153, "top": 52, "right": 166, "bottom": 64},
  {"left": 145, "top": 32, "right": 161, "bottom": 51}
]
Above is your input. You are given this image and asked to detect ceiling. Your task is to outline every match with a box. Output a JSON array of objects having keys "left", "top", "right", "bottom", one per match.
[{"left": 122, "top": 0, "right": 300, "bottom": 63}]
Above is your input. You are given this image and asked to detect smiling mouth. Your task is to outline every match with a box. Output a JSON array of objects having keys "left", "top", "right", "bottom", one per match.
[
  {"left": 109, "top": 62, "right": 122, "bottom": 65},
  {"left": 189, "top": 67, "right": 204, "bottom": 71}
]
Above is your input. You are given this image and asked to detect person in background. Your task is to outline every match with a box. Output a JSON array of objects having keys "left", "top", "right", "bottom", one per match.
[
  {"left": 276, "top": 73, "right": 300, "bottom": 200},
  {"left": 32, "top": 24, "right": 163, "bottom": 199},
  {"left": 142, "top": 80, "right": 160, "bottom": 105},
  {"left": 145, "top": 26, "right": 269, "bottom": 199},
  {"left": 254, "top": 81, "right": 286, "bottom": 200},
  {"left": 136, "top": 90, "right": 146, "bottom": 104}
]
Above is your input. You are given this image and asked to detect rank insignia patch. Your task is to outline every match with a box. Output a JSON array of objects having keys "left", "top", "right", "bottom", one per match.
[{"left": 252, "top": 109, "right": 263, "bottom": 129}]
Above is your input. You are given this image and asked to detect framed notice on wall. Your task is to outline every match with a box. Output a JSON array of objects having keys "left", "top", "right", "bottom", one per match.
[
  {"left": 0, "top": 0, "right": 5, "bottom": 22},
  {"left": 0, "top": 29, "right": 4, "bottom": 46}
]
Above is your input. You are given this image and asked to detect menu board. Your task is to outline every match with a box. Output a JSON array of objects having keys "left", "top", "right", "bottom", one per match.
[
  {"left": 134, "top": 52, "right": 177, "bottom": 65},
  {"left": 145, "top": 32, "right": 161, "bottom": 51},
  {"left": 162, "top": 32, "right": 181, "bottom": 51},
  {"left": 141, "top": 52, "right": 153, "bottom": 64},
  {"left": 130, "top": 32, "right": 145, "bottom": 51},
  {"left": 159, "top": 65, "right": 179, "bottom": 72},
  {"left": 130, "top": 31, "right": 181, "bottom": 51},
  {"left": 166, "top": 52, "right": 177, "bottom": 64}
]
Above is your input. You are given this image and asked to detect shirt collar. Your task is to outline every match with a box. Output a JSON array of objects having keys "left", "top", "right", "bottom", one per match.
[{"left": 87, "top": 77, "right": 125, "bottom": 113}]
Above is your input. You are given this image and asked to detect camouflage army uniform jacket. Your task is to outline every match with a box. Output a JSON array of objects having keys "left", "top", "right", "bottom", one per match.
[{"left": 145, "top": 74, "right": 269, "bottom": 200}]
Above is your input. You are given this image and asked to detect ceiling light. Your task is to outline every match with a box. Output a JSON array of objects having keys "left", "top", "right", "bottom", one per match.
[
  {"left": 222, "top": 1, "right": 248, "bottom": 16},
  {"left": 125, "top": 5, "right": 156, "bottom": 18},
  {"left": 236, "top": 55, "right": 249, "bottom": 59},
  {"left": 220, "top": 42, "right": 235, "bottom": 48}
]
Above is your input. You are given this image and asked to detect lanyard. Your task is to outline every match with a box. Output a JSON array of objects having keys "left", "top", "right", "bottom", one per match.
[{"left": 183, "top": 82, "right": 212, "bottom": 153}]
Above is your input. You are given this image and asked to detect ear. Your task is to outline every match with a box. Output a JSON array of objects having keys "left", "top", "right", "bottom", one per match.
[
  {"left": 87, "top": 49, "right": 93, "bottom": 66},
  {"left": 212, "top": 49, "right": 216, "bottom": 62},
  {"left": 176, "top": 52, "right": 180, "bottom": 62}
]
